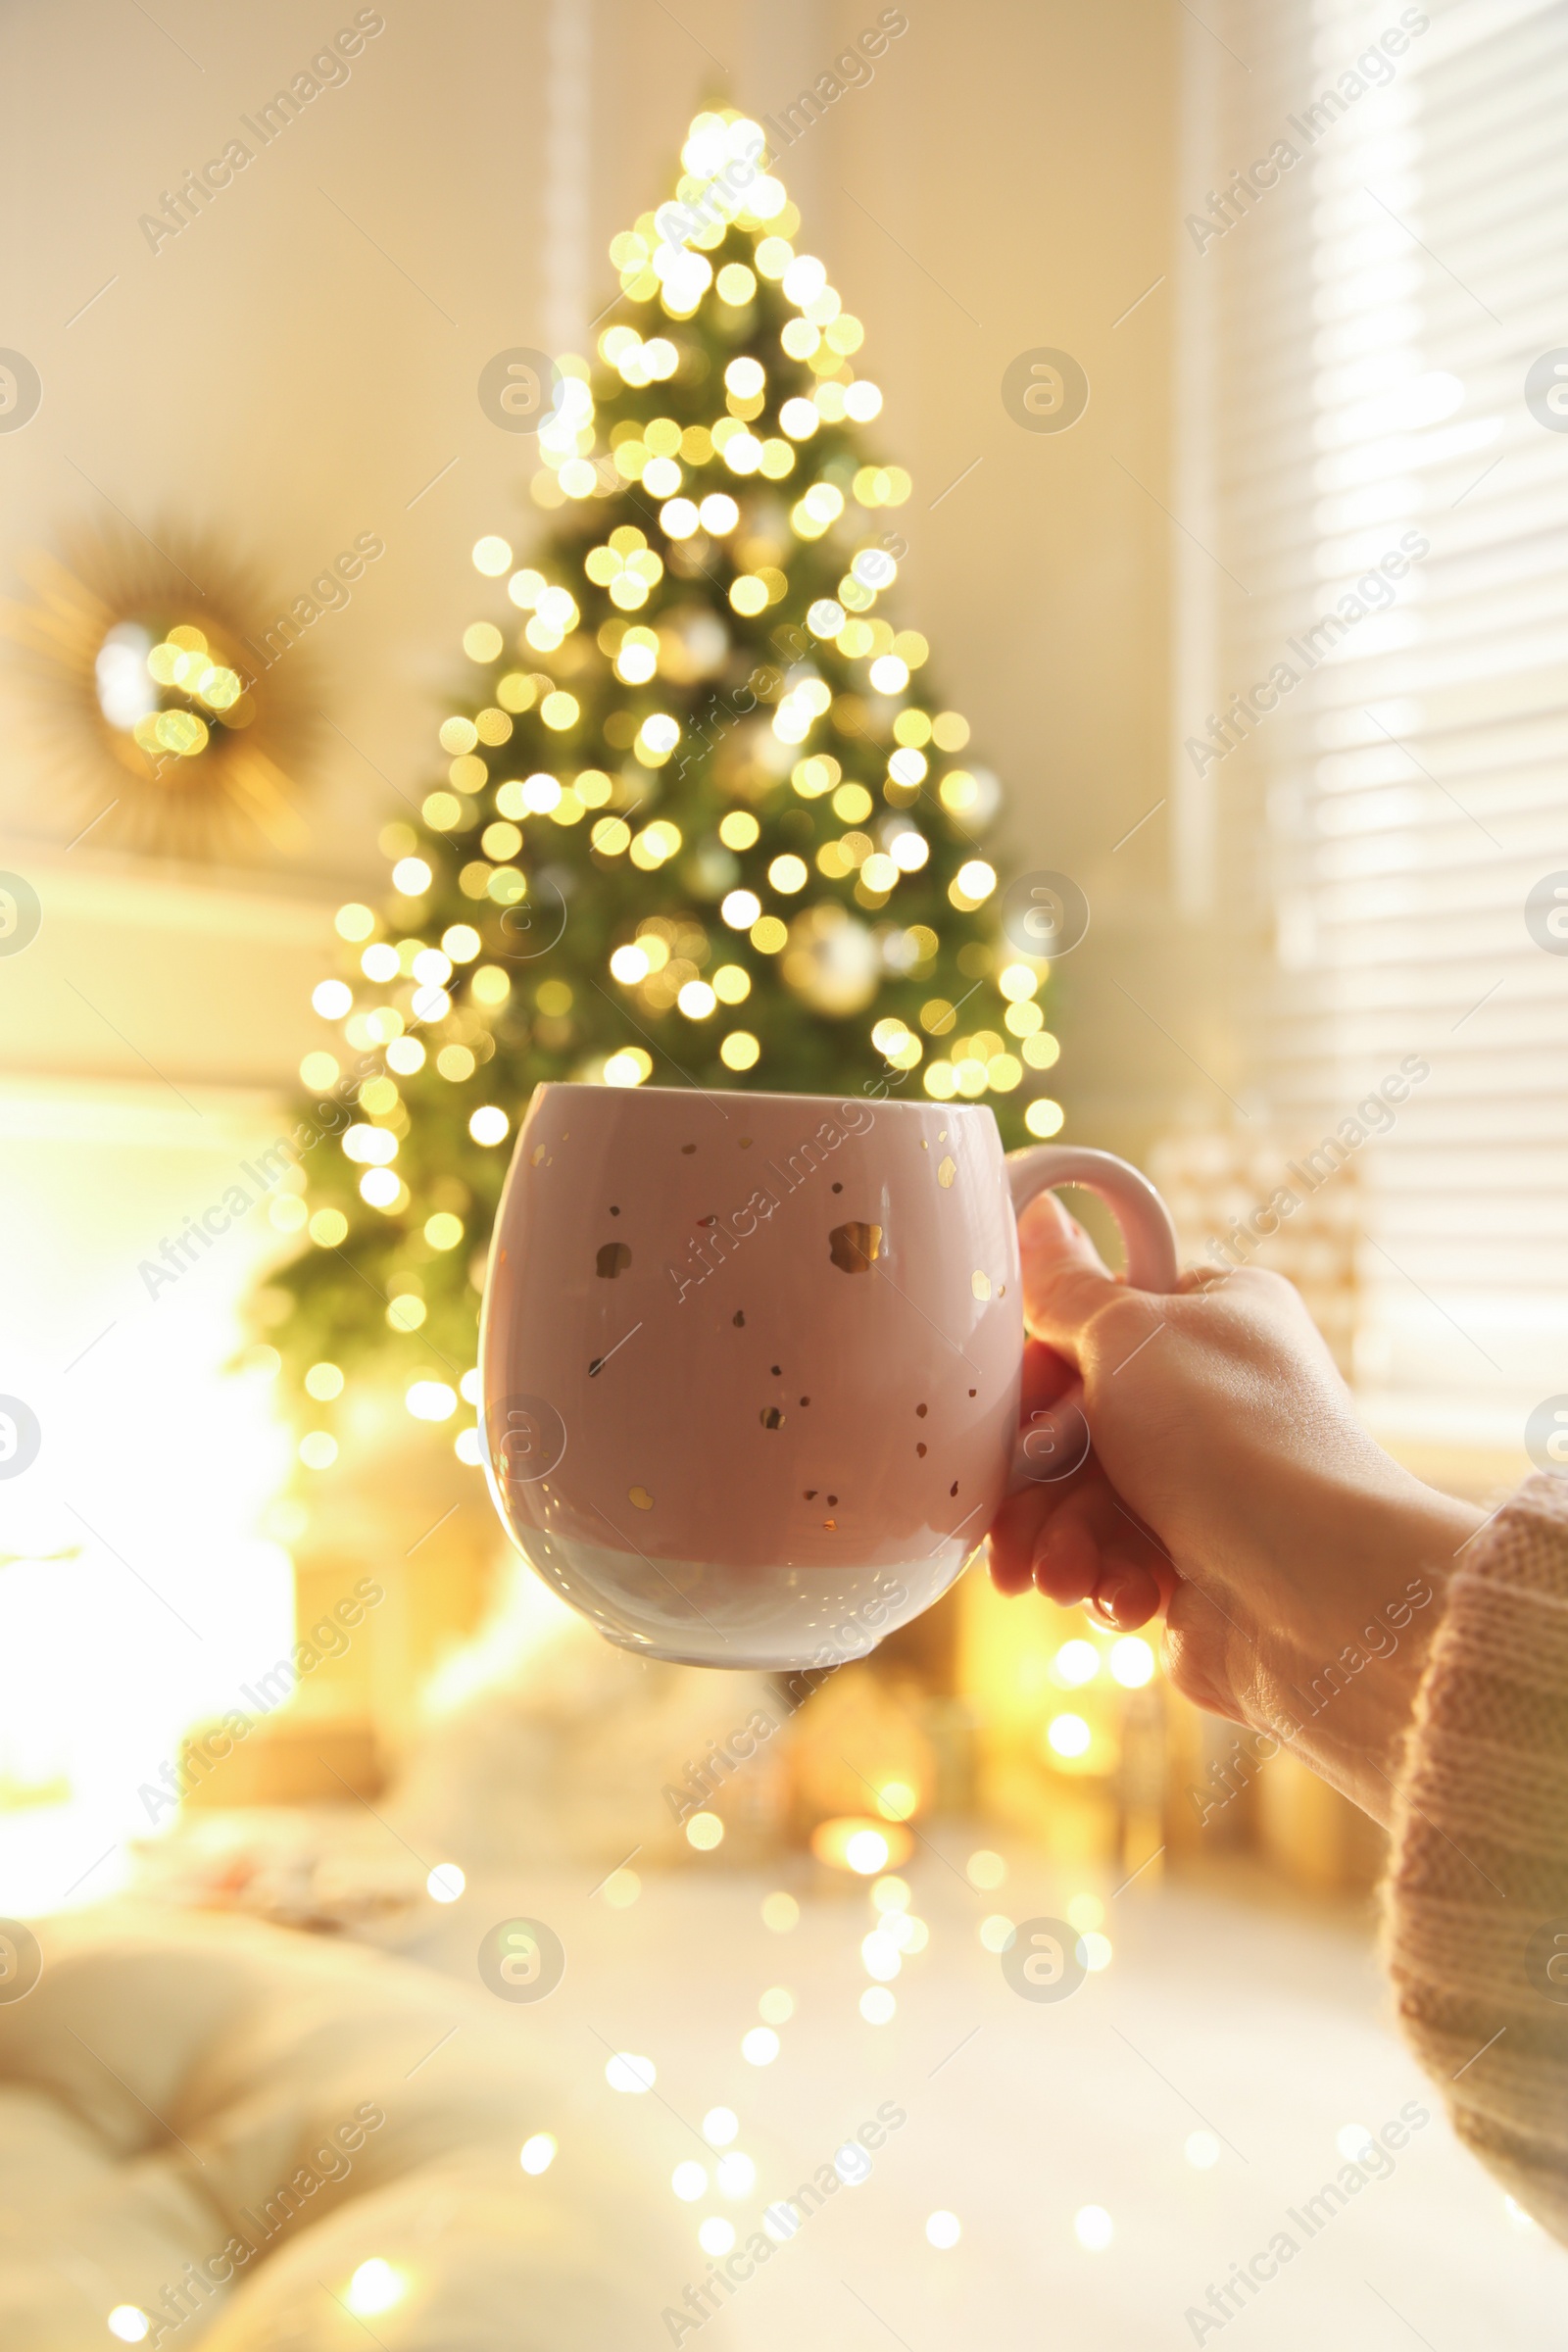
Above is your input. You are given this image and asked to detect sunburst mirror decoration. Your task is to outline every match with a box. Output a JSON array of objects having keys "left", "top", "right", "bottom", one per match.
[{"left": 1, "top": 522, "right": 321, "bottom": 858}]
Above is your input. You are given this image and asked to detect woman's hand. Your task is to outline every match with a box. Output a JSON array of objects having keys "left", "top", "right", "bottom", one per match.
[{"left": 986, "top": 1191, "right": 1485, "bottom": 1823}]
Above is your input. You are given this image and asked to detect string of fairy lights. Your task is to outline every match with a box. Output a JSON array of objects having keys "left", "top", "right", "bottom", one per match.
[{"left": 272, "top": 106, "right": 1063, "bottom": 1458}]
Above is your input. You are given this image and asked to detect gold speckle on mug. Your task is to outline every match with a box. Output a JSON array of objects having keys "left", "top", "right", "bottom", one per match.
[
  {"left": 972, "top": 1270, "right": 992, "bottom": 1299},
  {"left": 739, "top": 1138, "right": 753, "bottom": 1150},
  {"left": 760, "top": 1406, "right": 785, "bottom": 1430},
  {"left": 829, "top": 1221, "right": 883, "bottom": 1273},
  {"left": 822, "top": 1519, "right": 837, "bottom": 1531},
  {"left": 531, "top": 1144, "right": 547, "bottom": 1166},
  {"left": 629, "top": 1486, "right": 655, "bottom": 1509},
  {"left": 939, "top": 1128, "right": 949, "bottom": 1142},
  {"left": 596, "top": 1242, "right": 632, "bottom": 1279},
  {"left": 938, "top": 1155, "right": 956, "bottom": 1189}
]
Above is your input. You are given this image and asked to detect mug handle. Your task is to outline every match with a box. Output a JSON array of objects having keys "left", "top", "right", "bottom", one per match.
[{"left": 1004, "top": 1145, "right": 1181, "bottom": 1489}]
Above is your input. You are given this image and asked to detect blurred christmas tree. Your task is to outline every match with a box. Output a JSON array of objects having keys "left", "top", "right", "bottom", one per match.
[{"left": 261, "top": 107, "right": 1063, "bottom": 1456}]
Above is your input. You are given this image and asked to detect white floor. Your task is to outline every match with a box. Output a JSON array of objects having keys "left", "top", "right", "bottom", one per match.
[{"left": 384, "top": 1838, "right": 1568, "bottom": 2351}]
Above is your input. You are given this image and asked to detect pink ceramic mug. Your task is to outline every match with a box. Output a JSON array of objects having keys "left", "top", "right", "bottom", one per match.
[{"left": 479, "top": 1083, "right": 1179, "bottom": 1669}]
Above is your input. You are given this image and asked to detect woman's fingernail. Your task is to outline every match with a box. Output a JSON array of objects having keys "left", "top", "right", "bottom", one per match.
[
  {"left": 1031, "top": 1523, "right": 1065, "bottom": 1586},
  {"left": 1092, "top": 1569, "right": 1152, "bottom": 1628},
  {"left": 1089, "top": 1576, "right": 1127, "bottom": 1625}
]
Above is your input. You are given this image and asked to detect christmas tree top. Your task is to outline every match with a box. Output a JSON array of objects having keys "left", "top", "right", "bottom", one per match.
[{"left": 258, "top": 108, "right": 1063, "bottom": 1463}]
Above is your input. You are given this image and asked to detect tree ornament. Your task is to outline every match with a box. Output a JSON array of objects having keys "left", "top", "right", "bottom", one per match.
[{"left": 781, "top": 903, "right": 880, "bottom": 1015}]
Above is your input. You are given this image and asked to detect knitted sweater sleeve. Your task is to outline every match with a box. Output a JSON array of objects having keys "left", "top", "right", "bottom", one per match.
[{"left": 1384, "top": 1470, "right": 1568, "bottom": 2241}]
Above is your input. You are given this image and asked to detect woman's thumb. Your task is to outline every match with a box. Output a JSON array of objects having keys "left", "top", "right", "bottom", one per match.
[{"left": 1017, "top": 1189, "right": 1125, "bottom": 1357}]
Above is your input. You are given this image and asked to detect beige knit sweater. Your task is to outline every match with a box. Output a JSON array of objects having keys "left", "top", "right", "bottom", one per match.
[{"left": 1385, "top": 1470, "right": 1568, "bottom": 2241}]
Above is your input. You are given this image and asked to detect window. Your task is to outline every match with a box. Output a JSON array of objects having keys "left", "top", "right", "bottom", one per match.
[{"left": 1179, "top": 0, "right": 1568, "bottom": 1457}]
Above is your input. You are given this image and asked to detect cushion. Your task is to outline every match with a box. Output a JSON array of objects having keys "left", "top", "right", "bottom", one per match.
[{"left": 0, "top": 1903, "right": 690, "bottom": 2347}]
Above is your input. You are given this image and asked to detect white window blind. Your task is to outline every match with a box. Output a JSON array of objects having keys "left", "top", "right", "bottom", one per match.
[{"left": 1184, "top": 0, "right": 1568, "bottom": 1458}]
